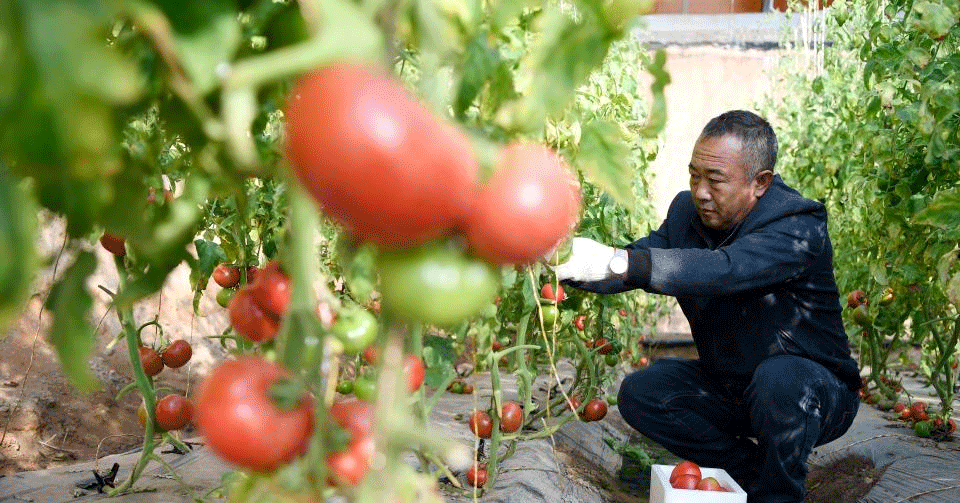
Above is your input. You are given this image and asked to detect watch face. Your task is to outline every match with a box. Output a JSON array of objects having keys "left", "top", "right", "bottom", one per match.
[{"left": 610, "top": 254, "right": 627, "bottom": 275}]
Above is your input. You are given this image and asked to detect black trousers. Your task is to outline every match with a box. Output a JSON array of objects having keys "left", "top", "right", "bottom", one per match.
[{"left": 618, "top": 355, "right": 859, "bottom": 503}]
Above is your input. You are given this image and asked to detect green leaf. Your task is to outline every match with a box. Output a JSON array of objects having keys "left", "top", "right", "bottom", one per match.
[
  {"left": 640, "top": 48, "right": 669, "bottom": 137},
  {"left": 152, "top": 0, "right": 241, "bottom": 95},
  {"left": 454, "top": 34, "right": 499, "bottom": 119},
  {"left": 45, "top": 252, "right": 99, "bottom": 394},
  {"left": 422, "top": 334, "right": 456, "bottom": 389},
  {"left": 192, "top": 239, "right": 227, "bottom": 312},
  {"left": 913, "top": 188, "right": 960, "bottom": 229},
  {"left": 577, "top": 120, "right": 635, "bottom": 208},
  {"left": 0, "top": 164, "right": 37, "bottom": 333}
]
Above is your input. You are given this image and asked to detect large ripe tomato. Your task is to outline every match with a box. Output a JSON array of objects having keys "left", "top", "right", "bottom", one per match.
[
  {"left": 212, "top": 264, "right": 241, "bottom": 288},
  {"left": 580, "top": 399, "right": 608, "bottom": 422},
  {"left": 377, "top": 241, "right": 499, "bottom": 327},
  {"left": 228, "top": 287, "right": 280, "bottom": 343},
  {"left": 284, "top": 63, "right": 477, "bottom": 249},
  {"left": 251, "top": 261, "right": 290, "bottom": 318},
  {"left": 139, "top": 346, "right": 163, "bottom": 377},
  {"left": 99, "top": 232, "right": 127, "bottom": 257},
  {"left": 500, "top": 401, "right": 523, "bottom": 433},
  {"left": 155, "top": 394, "right": 193, "bottom": 431},
  {"left": 462, "top": 143, "right": 581, "bottom": 265},
  {"left": 195, "top": 357, "right": 313, "bottom": 472},
  {"left": 162, "top": 340, "right": 192, "bottom": 368},
  {"left": 669, "top": 460, "right": 701, "bottom": 485},
  {"left": 469, "top": 410, "right": 493, "bottom": 439},
  {"left": 331, "top": 307, "right": 379, "bottom": 354}
]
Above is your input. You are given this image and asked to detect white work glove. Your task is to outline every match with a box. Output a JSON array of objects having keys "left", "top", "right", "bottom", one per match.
[{"left": 553, "top": 237, "right": 618, "bottom": 282}]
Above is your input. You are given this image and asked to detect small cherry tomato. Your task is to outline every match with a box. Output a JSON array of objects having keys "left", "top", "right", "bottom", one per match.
[
  {"left": 580, "top": 398, "right": 608, "bottom": 422},
  {"left": 162, "top": 340, "right": 192, "bottom": 368},
  {"left": 500, "top": 401, "right": 523, "bottom": 433},
  {"left": 155, "top": 394, "right": 193, "bottom": 431},
  {"left": 139, "top": 346, "right": 163, "bottom": 377},
  {"left": 212, "top": 264, "right": 241, "bottom": 288},
  {"left": 469, "top": 410, "right": 493, "bottom": 439},
  {"left": 466, "top": 464, "right": 488, "bottom": 487}
]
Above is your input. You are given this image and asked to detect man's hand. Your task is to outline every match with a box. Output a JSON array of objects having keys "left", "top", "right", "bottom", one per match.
[{"left": 553, "top": 237, "right": 618, "bottom": 282}]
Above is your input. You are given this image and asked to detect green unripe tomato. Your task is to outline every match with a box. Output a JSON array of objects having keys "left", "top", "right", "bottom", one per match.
[
  {"left": 605, "top": 354, "right": 619, "bottom": 367},
  {"left": 539, "top": 304, "right": 559, "bottom": 326},
  {"left": 216, "top": 287, "right": 236, "bottom": 308},
  {"left": 852, "top": 304, "right": 872, "bottom": 327},
  {"left": 914, "top": 420, "right": 932, "bottom": 438},
  {"left": 331, "top": 307, "right": 378, "bottom": 354},
  {"left": 606, "top": 395, "right": 618, "bottom": 406},
  {"left": 353, "top": 376, "right": 377, "bottom": 402},
  {"left": 335, "top": 380, "right": 354, "bottom": 395},
  {"left": 377, "top": 241, "right": 500, "bottom": 327}
]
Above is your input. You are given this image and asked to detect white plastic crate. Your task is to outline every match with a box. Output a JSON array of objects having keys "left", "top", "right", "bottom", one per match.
[{"left": 649, "top": 464, "right": 747, "bottom": 503}]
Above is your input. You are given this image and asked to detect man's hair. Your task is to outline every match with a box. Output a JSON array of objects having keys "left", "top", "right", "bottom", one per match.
[{"left": 700, "top": 110, "right": 778, "bottom": 178}]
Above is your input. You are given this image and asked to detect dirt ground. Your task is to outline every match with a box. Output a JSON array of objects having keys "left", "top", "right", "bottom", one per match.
[{"left": 0, "top": 214, "right": 228, "bottom": 475}]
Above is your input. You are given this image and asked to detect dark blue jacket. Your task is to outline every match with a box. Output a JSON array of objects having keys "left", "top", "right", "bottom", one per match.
[{"left": 575, "top": 175, "right": 861, "bottom": 391}]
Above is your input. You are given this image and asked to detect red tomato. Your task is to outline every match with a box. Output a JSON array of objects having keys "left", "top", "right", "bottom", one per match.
[
  {"left": 362, "top": 346, "right": 378, "bottom": 365},
  {"left": 228, "top": 287, "right": 280, "bottom": 343},
  {"left": 671, "top": 473, "right": 700, "bottom": 490},
  {"left": 669, "top": 460, "right": 701, "bottom": 485},
  {"left": 466, "top": 464, "right": 487, "bottom": 487},
  {"left": 492, "top": 340, "right": 503, "bottom": 351},
  {"left": 245, "top": 265, "right": 259, "bottom": 285},
  {"left": 574, "top": 314, "right": 586, "bottom": 331},
  {"left": 99, "top": 233, "right": 127, "bottom": 257},
  {"left": 162, "top": 340, "right": 192, "bottom": 368},
  {"left": 285, "top": 63, "right": 477, "bottom": 249},
  {"left": 155, "top": 394, "right": 193, "bottom": 431},
  {"left": 469, "top": 410, "right": 493, "bottom": 439},
  {"left": 329, "top": 399, "right": 374, "bottom": 438},
  {"left": 326, "top": 447, "right": 369, "bottom": 486},
  {"left": 593, "top": 338, "right": 613, "bottom": 355},
  {"left": 566, "top": 396, "right": 581, "bottom": 413},
  {"left": 847, "top": 289, "right": 868, "bottom": 308},
  {"left": 696, "top": 476, "right": 723, "bottom": 491},
  {"left": 138, "top": 346, "right": 163, "bottom": 377},
  {"left": 212, "top": 264, "right": 240, "bottom": 288},
  {"left": 404, "top": 354, "right": 425, "bottom": 392},
  {"left": 195, "top": 357, "right": 313, "bottom": 472},
  {"left": 463, "top": 143, "right": 581, "bottom": 265},
  {"left": 251, "top": 261, "right": 291, "bottom": 318},
  {"left": 580, "top": 399, "right": 608, "bottom": 422},
  {"left": 327, "top": 399, "right": 375, "bottom": 486},
  {"left": 500, "top": 401, "right": 523, "bottom": 433},
  {"left": 540, "top": 283, "right": 566, "bottom": 302}
]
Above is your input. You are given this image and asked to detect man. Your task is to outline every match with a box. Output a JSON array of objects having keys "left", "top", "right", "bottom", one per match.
[{"left": 555, "top": 110, "right": 861, "bottom": 503}]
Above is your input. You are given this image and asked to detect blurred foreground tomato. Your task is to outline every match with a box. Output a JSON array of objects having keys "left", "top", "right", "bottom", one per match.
[
  {"left": 285, "top": 63, "right": 477, "bottom": 249},
  {"left": 195, "top": 357, "right": 313, "bottom": 472}
]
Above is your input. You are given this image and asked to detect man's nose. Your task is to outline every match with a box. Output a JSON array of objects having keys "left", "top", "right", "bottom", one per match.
[{"left": 693, "top": 181, "right": 710, "bottom": 201}]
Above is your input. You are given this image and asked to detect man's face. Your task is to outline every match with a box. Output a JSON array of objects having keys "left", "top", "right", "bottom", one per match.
[{"left": 688, "top": 134, "right": 768, "bottom": 231}]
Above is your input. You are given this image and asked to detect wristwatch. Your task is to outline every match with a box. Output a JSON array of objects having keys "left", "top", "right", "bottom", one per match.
[{"left": 608, "top": 248, "right": 628, "bottom": 276}]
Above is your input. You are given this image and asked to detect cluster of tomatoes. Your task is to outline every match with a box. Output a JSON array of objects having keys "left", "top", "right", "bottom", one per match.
[
  {"left": 892, "top": 401, "right": 956, "bottom": 439},
  {"left": 284, "top": 62, "right": 581, "bottom": 328},
  {"left": 136, "top": 339, "right": 194, "bottom": 433},
  {"left": 223, "top": 261, "right": 290, "bottom": 343},
  {"left": 668, "top": 460, "right": 734, "bottom": 492}
]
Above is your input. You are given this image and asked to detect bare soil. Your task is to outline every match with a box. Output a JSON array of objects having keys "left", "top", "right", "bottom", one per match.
[{"left": 0, "top": 215, "right": 228, "bottom": 475}]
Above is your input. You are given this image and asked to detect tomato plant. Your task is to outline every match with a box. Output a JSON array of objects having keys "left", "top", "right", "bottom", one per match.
[
  {"left": 155, "top": 394, "right": 193, "bottom": 431},
  {"left": 285, "top": 63, "right": 477, "bottom": 249},
  {"left": 161, "top": 340, "right": 192, "bottom": 368},
  {"left": 463, "top": 143, "right": 581, "bottom": 265},
  {"left": 195, "top": 357, "right": 313, "bottom": 472}
]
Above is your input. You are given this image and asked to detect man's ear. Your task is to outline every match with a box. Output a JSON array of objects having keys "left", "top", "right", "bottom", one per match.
[{"left": 753, "top": 170, "right": 774, "bottom": 198}]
